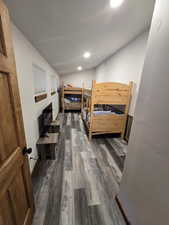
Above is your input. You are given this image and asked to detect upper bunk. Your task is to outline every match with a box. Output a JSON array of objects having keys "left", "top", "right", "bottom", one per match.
[
  {"left": 91, "top": 80, "right": 133, "bottom": 105},
  {"left": 63, "top": 87, "right": 83, "bottom": 95}
]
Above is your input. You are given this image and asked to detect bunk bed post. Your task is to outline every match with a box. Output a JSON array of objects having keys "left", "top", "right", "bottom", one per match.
[
  {"left": 89, "top": 80, "right": 96, "bottom": 140},
  {"left": 121, "top": 81, "right": 133, "bottom": 139},
  {"left": 81, "top": 82, "right": 84, "bottom": 114},
  {"left": 62, "top": 82, "right": 64, "bottom": 113}
]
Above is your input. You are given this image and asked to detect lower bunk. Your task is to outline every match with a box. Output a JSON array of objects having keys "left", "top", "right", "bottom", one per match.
[
  {"left": 63, "top": 95, "right": 82, "bottom": 111},
  {"left": 82, "top": 110, "right": 126, "bottom": 139},
  {"left": 64, "top": 102, "right": 81, "bottom": 111}
]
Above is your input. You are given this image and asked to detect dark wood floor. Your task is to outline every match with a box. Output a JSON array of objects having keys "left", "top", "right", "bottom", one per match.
[{"left": 32, "top": 113, "right": 127, "bottom": 225}]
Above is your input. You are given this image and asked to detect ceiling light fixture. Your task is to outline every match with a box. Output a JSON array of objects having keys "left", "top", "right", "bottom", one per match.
[
  {"left": 110, "top": 0, "right": 124, "bottom": 8},
  {"left": 83, "top": 51, "right": 91, "bottom": 59},
  {"left": 77, "top": 66, "right": 83, "bottom": 71}
]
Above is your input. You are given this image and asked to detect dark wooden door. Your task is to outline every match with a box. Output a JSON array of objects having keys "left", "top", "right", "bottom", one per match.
[{"left": 0, "top": 0, "right": 34, "bottom": 225}]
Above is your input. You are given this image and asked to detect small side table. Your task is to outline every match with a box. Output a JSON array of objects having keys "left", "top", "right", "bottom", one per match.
[{"left": 36, "top": 133, "right": 59, "bottom": 160}]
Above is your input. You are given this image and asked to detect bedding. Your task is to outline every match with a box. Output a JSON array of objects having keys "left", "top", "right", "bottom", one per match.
[
  {"left": 93, "top": 111, "right": 116, "bottom": 115},
  {"left": 82, "top": 108, "right": 124, "bottom": 126}
]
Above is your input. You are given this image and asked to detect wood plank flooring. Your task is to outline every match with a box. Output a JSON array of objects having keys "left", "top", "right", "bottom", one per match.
[{"left": 32, "top": 113, "right": 127, "bottom": 225}]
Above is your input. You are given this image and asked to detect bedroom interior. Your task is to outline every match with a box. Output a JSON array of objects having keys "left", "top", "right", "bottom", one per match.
[{"left": 1, "top": 0, "right": 169, "bottom": 225}]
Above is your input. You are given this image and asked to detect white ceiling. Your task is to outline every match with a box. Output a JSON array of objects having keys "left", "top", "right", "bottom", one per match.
[{"left": 5, "top": 0, "right": 155, "bottom": 75}]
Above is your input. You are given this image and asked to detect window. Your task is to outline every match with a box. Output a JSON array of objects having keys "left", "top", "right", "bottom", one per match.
[
  {"left": 33, "top": 64, "right": 47, "bottom": 95},
  {"left": 33, "top": 64, "right": 47, "bottom": 102},
  {"left": 50, "top": 75, "right": 57, "bottom": 95}
]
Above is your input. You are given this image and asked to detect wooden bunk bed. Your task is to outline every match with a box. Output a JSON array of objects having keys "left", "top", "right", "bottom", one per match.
[
  {"left": 82, "top": 80, "right": 133, "bottom": 139},
  {"left": 62, "top": 84, "right": 83, "bottom": 112}
]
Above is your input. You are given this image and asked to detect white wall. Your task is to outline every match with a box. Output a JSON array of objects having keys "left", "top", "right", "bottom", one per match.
[
  {"left": 95, "top": 31, "right": 149, "bottom": 116},
  {"left": 61, "top": 69, "right": 95, "bottom": 88},
  {"left": 12, "top": 24, "right": 60, "bottom": 172},
  {"left": 119, "top": 0, "right": 169, "bottom": 224}
]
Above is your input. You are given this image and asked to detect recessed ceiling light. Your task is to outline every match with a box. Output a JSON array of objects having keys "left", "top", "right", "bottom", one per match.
[
  {"left": 110, "top": 0, "right": 124, "bottom": 8},
  {"left": 77, "top": 66, "right": 82, "bottom": 71},
  {"left": 83, "top": 51, "right": 91, "bottom": 59}
]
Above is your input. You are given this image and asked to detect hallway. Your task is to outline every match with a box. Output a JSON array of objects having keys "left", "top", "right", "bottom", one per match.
[
  {"left": 32, "top": 113, "right": 127, "bottom": 225},
  {"left": 1, "top": 1, "right": 168, "bottom": 224}
]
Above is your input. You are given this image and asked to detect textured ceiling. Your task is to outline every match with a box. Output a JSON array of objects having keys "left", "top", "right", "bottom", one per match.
[{"left": 5, "top": 0, "right": 155, "bottom": 75}]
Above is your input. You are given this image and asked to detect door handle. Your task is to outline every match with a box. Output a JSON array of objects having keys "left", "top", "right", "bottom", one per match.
[{"left": 23, "top": 147, "right": 32, "bottom": 155}]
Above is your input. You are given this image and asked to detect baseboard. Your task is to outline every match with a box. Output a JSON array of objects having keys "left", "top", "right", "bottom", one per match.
[
  {"left": 115, "top": 196, "right": 131, "bottom": 225},
  {"left": 31, "top": 159, "right": 40, "bottom": 178}
]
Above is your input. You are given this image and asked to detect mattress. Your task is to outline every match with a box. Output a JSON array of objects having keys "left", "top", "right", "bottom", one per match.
[{"left": 93, "top": 111, "right": 116, "bottom": 115}]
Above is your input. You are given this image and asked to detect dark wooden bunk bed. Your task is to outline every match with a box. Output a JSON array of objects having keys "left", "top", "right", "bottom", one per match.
[{"left": 62, "top": 85, "right": 83, "bottom": 112}]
